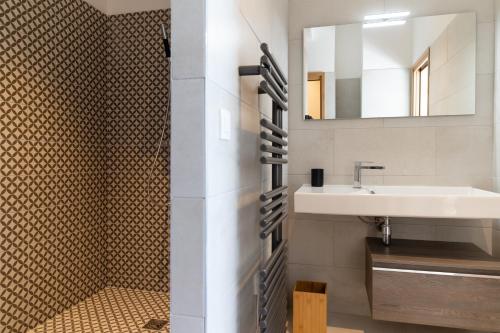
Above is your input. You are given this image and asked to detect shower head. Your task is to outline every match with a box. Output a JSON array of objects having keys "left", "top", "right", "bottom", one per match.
[{"left": 161, "top": 23, "right": 171, "bottom": 58}]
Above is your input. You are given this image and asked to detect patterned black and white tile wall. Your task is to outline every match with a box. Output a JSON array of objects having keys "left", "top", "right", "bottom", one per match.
[{"left": 0, "top": 1, "right": 170, "bottom": 331}]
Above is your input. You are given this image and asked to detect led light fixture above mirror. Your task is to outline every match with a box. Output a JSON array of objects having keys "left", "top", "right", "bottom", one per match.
[
  {"left": 363, "top": 19, "right": 406, "bottom": 28},
  {"left": 364, "top": 11, "right": 410, "bottom": 21},
  {"left": 363, "top": 11, "right": 410, "bottom": 28}
]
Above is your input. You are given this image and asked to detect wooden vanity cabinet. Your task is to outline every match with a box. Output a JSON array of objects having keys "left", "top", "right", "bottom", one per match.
[{"left": 365, "top": 237, "right": 500, "bottom": 332}]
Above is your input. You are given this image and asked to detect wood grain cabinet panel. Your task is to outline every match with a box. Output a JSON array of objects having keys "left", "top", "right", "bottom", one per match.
[{"left": 365, "top": 238, "right": 500, "bottom": 332}]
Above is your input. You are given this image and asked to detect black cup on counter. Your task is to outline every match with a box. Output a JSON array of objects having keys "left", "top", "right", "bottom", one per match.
[{"left": 311, "top": 169, "right": 324, "bottom": 187}]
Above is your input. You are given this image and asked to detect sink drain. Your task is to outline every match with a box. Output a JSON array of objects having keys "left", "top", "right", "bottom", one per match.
[{"left": 143, "top": 319, "right": 168, "bottom": 331}]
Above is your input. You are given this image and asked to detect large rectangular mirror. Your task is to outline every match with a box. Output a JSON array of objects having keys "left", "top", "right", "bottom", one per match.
[{"left": 303, "top": 12, "right": 476, "bottom": 120}]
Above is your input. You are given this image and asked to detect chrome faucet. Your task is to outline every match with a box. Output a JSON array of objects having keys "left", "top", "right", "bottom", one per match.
[{"left": 353, "top": 161, "right": 385, "bottom": 188}]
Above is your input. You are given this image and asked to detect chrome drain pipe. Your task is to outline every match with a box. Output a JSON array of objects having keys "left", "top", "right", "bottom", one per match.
[{"left": 382, "top": 216, "right": 392, "bottom": 246}]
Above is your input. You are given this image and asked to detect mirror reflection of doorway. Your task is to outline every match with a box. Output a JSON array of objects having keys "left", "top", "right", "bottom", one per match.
[{"left": 307, "top": 72, "right": 325, "bottom": 120}]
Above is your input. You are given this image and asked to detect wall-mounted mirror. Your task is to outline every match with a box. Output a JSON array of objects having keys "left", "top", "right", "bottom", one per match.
[{"left": 303, "top": 12, "right": 476, "bottom": 120}]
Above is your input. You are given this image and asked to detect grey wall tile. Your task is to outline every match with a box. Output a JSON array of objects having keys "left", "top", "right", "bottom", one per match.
[
  {"left": 171, "top": 0, "right": 206, "bottom": 79},
  {"left": 171, "top": 197, "right": 205, "bottom": 317},
  {"left": 289, "top": 218, "right": 335, "bottom": 266},
  {"left": 171, "top": 78, "right": 206, "bottom": 198},
  {"left": 171, "top": 315, "right": 205, "bottom": 333},
  {"left": 436, "top": 126, "right": 493, "bottom": 178},
  {"left": 333, "top": 127, "right": 436, "bottom": 176},
  {"left": 288, "top": 130, "right": 335, "bottom": 175}
]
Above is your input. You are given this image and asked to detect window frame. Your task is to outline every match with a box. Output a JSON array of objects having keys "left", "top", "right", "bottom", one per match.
[{"left": 411, "top": 48, "right": 431, "bottom": 117}]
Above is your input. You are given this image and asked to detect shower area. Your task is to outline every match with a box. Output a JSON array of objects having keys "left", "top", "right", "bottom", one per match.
[{"left": 1, "top": 1, "right": 170, "bottom": 332}]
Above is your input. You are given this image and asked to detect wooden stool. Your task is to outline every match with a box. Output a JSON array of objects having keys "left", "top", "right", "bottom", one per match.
[{"left": 293, "top": 281, "right": 327, "bottom": 333}]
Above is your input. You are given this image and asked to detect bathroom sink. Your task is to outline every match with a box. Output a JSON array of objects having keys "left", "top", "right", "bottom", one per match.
[{"left": 294, "top": 185, "right": 500, "bottom": 219}]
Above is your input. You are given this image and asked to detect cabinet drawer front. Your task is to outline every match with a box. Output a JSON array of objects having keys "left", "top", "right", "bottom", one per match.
[{"left": 371, "top": 267, "right": 500, "bottom": 332}]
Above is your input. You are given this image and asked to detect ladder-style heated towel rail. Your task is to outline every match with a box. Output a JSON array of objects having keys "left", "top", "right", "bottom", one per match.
[{"left": 240, "top": 43, "right": 288, "bottom": 333}]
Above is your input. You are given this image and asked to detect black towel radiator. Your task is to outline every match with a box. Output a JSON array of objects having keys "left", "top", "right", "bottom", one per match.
[{"left": 240, "top": 43, "right": 288, "bottom": 333}]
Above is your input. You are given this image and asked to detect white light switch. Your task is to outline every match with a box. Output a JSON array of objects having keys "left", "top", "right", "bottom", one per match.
[{"left": 220, "top": 108, "right": 231, "bottom": 140}]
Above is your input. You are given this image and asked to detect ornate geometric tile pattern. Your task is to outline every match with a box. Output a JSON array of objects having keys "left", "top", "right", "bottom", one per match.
[
  {"left": 26, "top": 287, "right": 170, "bottom": 333},
  {"left": 1, "top": 1, "right": 108, "bottom": 332},
  {"left": 105, "top": 10, "right": 170, "bottom": 293},
  {"left": 1, "top": 1, "right": 170, "bottom": 332}
]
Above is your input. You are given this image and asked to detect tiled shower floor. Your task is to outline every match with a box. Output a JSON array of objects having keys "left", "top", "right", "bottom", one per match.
[{"left": 27, "top": 288, "right": 169, "bottom": 333}]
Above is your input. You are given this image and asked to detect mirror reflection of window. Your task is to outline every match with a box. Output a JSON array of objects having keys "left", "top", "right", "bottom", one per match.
[{"left": 411, "top": 49, "right": 430, "bottom": 117}]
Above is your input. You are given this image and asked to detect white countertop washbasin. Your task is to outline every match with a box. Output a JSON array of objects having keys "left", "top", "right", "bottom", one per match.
[{"left": 294, "top": 185, "right": 500, "bottom": 219}]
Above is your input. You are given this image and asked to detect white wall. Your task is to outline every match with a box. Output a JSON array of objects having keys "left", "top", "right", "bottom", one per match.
[
  {"left": 494, "top": 0, "right": 500, "bottom": 258},
  {"left": 205, "top": 0, "right": 288, "bottom": 330},
  {"left": 304, "top": 26, "right": 336, "bottom": 73},
  {"left": 363, "top": 23, "right": 413, "bottom": 70},
  {"left": 497, "top": 0, "right": 500, "bottom": 194},
  {"left": 362, "top": 69, "right": 410, "bottom": 118},
  {"left": 170, "top": 0, "right": 206, "bottom": 332},
  {"left": 203, "top": 0, "right": 289, "bottom": 332},
  {"left": 429, "top": 13, "right": 476, "bottom": 116},
  {"left": 288, "top": 0, "right": 495, "bottom": 330},
  {"left": 411, "top": 14, "right": 456, "bottom": 63},
  {"left": 335, "top": 24, "right": 363, "bottom": 80},
  {"left": 362, "top": 23, "right": 412, "bottom": 118}
]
